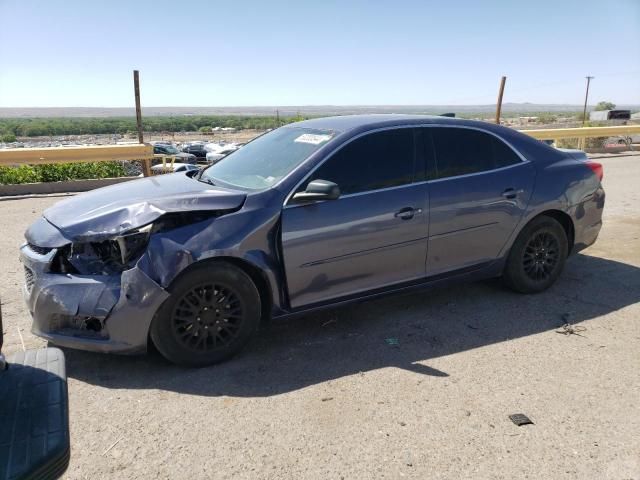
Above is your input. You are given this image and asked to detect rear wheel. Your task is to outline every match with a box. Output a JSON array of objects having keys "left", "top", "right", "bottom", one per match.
[
  {"left": 503, "top": 216, "right": 568, "bottom": 293},
  {"left": 150, "top": 262, "right": 261, "bottom": 367}
]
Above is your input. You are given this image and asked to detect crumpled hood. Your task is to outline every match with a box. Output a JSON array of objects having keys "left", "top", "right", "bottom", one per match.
[{"left": 39, "top": 173, "right": 246, "bottom": 242}]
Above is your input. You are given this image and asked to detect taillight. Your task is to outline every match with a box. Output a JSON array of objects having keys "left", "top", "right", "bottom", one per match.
[{"left": 585, "top": 160, "right": 603, "bottom": 181}]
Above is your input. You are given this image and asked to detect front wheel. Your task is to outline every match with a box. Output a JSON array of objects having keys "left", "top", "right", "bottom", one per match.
[
  {"left": 150, "top": 262, "right": 261, "bottom": 367},
  {"left": 503, "top": 216, "right": 568, "bottom": 293}
]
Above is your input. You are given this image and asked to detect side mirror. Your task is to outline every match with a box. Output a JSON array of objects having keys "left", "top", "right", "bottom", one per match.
[{"left": 291, "top": 179, "right": 340, "bottom": 204}]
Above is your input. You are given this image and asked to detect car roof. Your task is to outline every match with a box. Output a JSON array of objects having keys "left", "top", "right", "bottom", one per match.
[
  {"left": 283, "top": 114, "right": 568, "bottom": 165},
  {"left": 285, "top": 114, "right": 471, "bottom": 133}
]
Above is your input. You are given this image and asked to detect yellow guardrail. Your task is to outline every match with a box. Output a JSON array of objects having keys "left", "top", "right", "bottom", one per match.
[
  {"left": 519, "top": 124, "right": 640, "bottom": 141},
  {"left": 0, "top": 124, "right": 638, "bottom": 172}
]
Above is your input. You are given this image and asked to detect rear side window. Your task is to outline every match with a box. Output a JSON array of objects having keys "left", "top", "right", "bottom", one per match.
[
  {"left": 492, "top": 135, "right": 523, "bottom": 168},
  {"left": 305, "top": 128, "right": 414, "bottom": 195},
  {"left": 430, "top": 127, "right": 521, "bottom": 179}
]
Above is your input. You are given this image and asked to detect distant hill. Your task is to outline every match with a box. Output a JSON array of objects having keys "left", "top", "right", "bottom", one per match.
[{"left": 1, "top": 104, "right": 639, "bottom": 118}]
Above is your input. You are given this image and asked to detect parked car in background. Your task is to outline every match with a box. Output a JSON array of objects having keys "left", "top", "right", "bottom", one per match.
[
  {"left": 153, "top": 143, "right": 197, "bottom": 164},
  {"left": 150, "top": 162, "right": 200, "bottom": 174},
  {"left": 605, "top": 134, "right": 640, "bottom": 146},
  {"left": 21, "top": 115, "right": 605, "bottom": 367},
  {"left": 181, "top": 142, "right": 209, "bottom": 159},
  {"left": 205, "top": 143, "right": 240, "bottom": 164}
]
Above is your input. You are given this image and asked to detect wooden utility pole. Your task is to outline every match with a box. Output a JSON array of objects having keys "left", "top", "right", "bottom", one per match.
[
  {"left": 582, "top": 76, "right": 594, "bottom": 127},
  {"left": 495, "top": 76, "right": 507, "bottom": 124},
  {"left": 133, "top": 70, "right": 151, "bottom": 177}
]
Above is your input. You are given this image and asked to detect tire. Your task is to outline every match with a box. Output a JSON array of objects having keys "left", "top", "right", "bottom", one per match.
[
  {"left": 503, "top": 216, "right": 568, "bottom": 293},
  {"left": 150, "top": 261, "right": 261, "bottom": 367}
]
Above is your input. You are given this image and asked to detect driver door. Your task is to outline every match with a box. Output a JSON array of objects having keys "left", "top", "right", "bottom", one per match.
[{"left": 281, "top": 128, "right": 429, "bottom": 308}]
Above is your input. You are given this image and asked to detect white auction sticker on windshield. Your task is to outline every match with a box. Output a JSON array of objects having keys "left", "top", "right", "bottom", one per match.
[{"left": 294, "top": 133, "right": 332, "bottom": 145}]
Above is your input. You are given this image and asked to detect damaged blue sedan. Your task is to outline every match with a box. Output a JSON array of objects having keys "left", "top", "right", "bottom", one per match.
[{"left": 21, "top": 115, "right": 605, "bottom": 366}]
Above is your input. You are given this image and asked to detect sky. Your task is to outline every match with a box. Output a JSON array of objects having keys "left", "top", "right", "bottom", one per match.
[{"left": 0, "top": 0, "right": 638, "bottom": 108}]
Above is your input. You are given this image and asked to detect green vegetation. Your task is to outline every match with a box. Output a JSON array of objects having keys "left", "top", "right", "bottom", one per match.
[
  {"left": 536, "top": 113, "right": 557, "bottom": 124},
  {"left": 0, "top": 115, "right": 305, "bottom": 138},
  {"left": 1, "top": 133, "right": 16, "bottom": 143},
  {"left": 0, "top": 161, "right": 127, "bottom": 185},
  {"left": 0, "top": 111, "right": 591, "bottom": 138},
  {"left": 595, "top": 101, "right": 616, "bottom": 111}
]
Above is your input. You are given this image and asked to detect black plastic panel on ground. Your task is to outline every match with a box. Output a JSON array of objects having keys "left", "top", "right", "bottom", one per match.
[{"left": 0, "top": 348, "right": 70, "bottom": 480}]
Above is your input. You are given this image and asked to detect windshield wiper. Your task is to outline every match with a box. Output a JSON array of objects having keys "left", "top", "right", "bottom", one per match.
[{"left": 197, "top": 176, "right": 216, "bottom": 186}]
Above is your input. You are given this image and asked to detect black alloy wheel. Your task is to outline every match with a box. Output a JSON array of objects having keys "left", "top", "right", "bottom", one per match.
[
  {"left": 503, "top": 215, "right": 568, "bottom": 293},
  {"left": 522, "top": 231, "right": 560, "bottom": 282},
  {"left": 171, "top": 283, "right": 244, "bottom": 351},
  {"left": 151, "top": 262, "right": 261, "bottom": 367}
]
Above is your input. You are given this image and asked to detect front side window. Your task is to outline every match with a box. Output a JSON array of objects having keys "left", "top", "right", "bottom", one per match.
[
  {"left": 302, "top": 128, "right": 415, "bottom": 196},
  {"left": 430, "top": 127, "right": 522, "bottom": 179}
]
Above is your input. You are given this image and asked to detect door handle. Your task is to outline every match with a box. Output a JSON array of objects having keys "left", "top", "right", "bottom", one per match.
[
  {"left": 501, "top": 188, "right": 522, "bottom": 199},
  {"left": 394, "top": 207, "right": 421, "bottom": 220}
]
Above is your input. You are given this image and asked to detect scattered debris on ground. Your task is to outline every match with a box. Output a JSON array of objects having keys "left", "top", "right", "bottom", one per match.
[
  {"left": 556, "top": 323, "right": 587, "bottom": 337},
  {"left": 509, "top": 414, "right": 534, "bottom": 426},
  {"left": 102, "top": 436, "right": 123, "bottom": 456}
]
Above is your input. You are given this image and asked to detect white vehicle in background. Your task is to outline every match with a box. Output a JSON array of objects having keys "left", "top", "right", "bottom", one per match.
[
  {"left": 605, "top": 134, "right": 640, "bottom": 146},
  {"left": 152, "top": 162, "right": 200, "bottom": 174},
  {"left": 205, "top": 142, "right": 241, "bottom": 164},
  {"left": 137, "top": 163, "right": 201, "bottom": 176}
]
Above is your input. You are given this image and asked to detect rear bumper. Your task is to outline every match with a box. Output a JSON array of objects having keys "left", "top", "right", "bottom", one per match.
[{"left": 21, "top": 244, "right": 169, "bottom": 354}]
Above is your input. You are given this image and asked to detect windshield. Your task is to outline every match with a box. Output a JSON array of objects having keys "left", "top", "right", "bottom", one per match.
[
  {"left": 165, "top": 145, "right": 179, "bottom": 154},
  {"left": 200, "top": 127, "right": 335, "bottom": 190}
]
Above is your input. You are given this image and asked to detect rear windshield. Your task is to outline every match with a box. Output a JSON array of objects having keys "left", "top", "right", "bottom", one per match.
[{"left": 200, "top": 127, "right": 334, "bottom": 190}]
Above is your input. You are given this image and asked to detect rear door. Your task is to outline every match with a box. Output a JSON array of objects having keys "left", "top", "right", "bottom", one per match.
[
  {"left": 425, "top": 126, "right": 535, "bottom": 276},
  {"left": 281, "top": 128, "right": 429, "bottom": 308}
]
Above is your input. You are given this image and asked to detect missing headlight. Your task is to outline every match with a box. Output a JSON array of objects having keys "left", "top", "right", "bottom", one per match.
[
  {"left": 52, "top": 224, "right": 153, "bottom": 275},
  {"left": 115, "top": 224, "right": 152, "bottom": 265},
  {"left": 49, "top": 210, "right": 233, "bottom": 276}
]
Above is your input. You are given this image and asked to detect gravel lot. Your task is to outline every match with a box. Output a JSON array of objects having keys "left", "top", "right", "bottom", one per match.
[{"left": 1, "top": 154, "right": 639, "bottom": 479}]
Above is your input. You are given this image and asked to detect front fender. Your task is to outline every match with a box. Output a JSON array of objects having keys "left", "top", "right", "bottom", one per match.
[{"left": 135, "top": 205, "right": 286, "bottom": 315}]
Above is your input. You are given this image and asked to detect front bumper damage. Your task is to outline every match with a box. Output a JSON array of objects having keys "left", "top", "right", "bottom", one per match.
[
  {"left": 19, "top": 176, "right": 269, "bottom": 354},
  {"left": 21, "top": 244, "right": 169, "bottom": 354}
]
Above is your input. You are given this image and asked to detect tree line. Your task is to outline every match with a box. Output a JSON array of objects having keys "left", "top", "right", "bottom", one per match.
[
  {"left": 0, "top": 103, "right": 621, "bottom": 139},
  {"left": 0, "top": 115, "right": 305, "bottom": 138}
]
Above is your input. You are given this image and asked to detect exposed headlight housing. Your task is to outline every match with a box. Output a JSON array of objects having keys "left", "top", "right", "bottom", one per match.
[
  {"left": 50, "top": 210, "right": 229, "bottom": 275},
  {"left": 115, "top": 224, "right": 153, "bottom": 265},
  {"left": 53, "top": 224, "right": 153, "bottom": 275}
]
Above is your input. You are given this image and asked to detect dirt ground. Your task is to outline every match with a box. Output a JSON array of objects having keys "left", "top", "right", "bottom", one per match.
[{"left": 1, "top": 155, "right": 639, "bottom": 480}]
